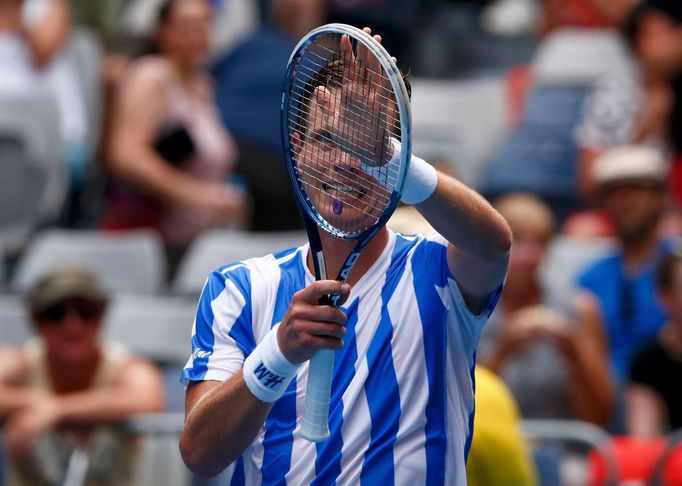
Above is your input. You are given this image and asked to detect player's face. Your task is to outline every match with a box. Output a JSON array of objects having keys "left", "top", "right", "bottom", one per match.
[{"left": 293, "top": 89, "right": 389, "bottom": 233}]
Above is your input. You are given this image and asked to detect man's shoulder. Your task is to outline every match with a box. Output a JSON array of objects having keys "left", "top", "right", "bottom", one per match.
[
  {"left": 578, "top": 252, "right": 621, "bottom": 286},
  {"left": 208, "top": 246, "right": 304, "bottom": 287}
]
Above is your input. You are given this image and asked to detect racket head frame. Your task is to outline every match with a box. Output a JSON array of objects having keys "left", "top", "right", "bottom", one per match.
[{"left": 281, "top": 23, "right": 412, "bottom": 245}]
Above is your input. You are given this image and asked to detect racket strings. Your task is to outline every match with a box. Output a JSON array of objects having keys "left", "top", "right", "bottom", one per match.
[
  {"left": 292, "top": 57, "right": 401, "bottom": 130},
  {"left": 288, "top": 107, "right": 397, "bottom": 221},
  {"left": 293, "top": 159, "right": 387, "bottom": 225},
  {"left": 287, "top": 33, "right": 404, "bottom": 234},
  {"left": 286, "top": 106, "right": 402, "bottom": 183}
]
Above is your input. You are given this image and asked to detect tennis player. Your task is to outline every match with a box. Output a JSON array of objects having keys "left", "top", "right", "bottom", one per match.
[{"left": 180, "top": 30, "right": 511, "bottom": 485}]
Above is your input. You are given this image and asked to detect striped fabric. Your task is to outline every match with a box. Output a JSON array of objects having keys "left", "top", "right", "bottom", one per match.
[{"left": 182, "top": 230, "right": 499, "bottom": 485}]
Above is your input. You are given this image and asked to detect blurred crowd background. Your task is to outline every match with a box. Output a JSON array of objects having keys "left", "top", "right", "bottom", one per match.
[{"left": 1, "top": 0, "right": 682, "bottom": 484}]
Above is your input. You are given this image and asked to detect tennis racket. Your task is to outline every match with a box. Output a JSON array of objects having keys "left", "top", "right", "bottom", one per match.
[{"left": 281, "top": 23, "right": 411, "bottom": 442}]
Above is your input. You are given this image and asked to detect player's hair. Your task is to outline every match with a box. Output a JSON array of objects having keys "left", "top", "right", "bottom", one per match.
[
  {"left": 294, "top": 57, "right": 411, "bottom": 141},
  {"left": 657, "top": 250, "right": 682, "bottom": 292}
]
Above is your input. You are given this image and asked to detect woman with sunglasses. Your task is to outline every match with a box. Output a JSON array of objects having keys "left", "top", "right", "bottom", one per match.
[{"left": 0, "top": 266, "right": 165, "bottom": 486}]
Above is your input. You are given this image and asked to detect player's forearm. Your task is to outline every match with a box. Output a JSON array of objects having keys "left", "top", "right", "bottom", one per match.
[
  {"left": 416, "top": 172, "right": 512, "bottom": 262},
  {"left": 180, "top": 371, "right": 272, "bottom": 479}
]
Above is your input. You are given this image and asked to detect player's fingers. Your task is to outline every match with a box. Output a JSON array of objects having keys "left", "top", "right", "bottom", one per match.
[
  {"left": 301, "top": 320, "right": 347, "bottom": 339},
  {"left": 297, "top": 280, "right": 350, "bottom": 304},
  {"left": 356, "top": 28, "right": 371, "bottom": 77},
  {"left": 293, "top": 304, "right": 347, "bottom": 326},
  {"left": 368, "top": 34, "right": 382, "bottom": 84},
  {"left": 340, "top": 34, "right": 356, "bottom": 82}
]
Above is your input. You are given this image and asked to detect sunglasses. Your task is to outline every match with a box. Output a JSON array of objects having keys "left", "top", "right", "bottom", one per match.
[{"left": 36, "top": 299, "right": 104, "bottom": 325}]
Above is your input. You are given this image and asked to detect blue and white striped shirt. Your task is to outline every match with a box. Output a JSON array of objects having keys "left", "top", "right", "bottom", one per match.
[{"left": 182, "top": 230, "right": 501, "bottom": 485}]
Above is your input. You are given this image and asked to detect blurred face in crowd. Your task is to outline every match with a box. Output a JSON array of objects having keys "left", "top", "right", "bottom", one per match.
[
  {"left": 33, "top": 298, "right": 105, "bottom": 363},
  {"left": 157, "top": 0, "right": 212, "bottom": 68},
  {"left": 495, "top": 194, "right": 554, "bottom": 289},
  {"left": 599, "top": 182, "right": 664, "bottom": 243}
]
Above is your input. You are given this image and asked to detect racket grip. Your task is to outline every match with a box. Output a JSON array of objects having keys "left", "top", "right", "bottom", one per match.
[{"left": 300, "top": 348, "right": 334, "bottom": 442}]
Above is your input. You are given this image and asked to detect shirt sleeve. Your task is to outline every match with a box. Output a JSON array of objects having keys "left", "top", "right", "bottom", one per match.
[{"left": 181, "top": 265, "right": 255, "bottom": 385}]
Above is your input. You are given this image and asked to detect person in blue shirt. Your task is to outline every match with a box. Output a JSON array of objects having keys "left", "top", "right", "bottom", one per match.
[{"left": 578, "top": 145, "right": 671, "bottom": 382}]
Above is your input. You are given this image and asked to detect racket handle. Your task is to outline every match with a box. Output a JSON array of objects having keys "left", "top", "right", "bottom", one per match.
[{"left": 300, "top": 348, "right": 334, "bottom": 442}]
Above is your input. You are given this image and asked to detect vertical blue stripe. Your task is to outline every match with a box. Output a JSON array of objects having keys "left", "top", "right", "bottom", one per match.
[
  {"left": 360, "top": 236, "right": 416, "bottom": 484},
  {"left": 224, "top": 265, "right": 256, "bottom": 356},
  {"left": 261, "top": 250, "right": 307, "bottom": 484},
  {"left": 411, "top": 239, "right": 448, "bottom": 485},
  {"left": 312, "top": 298, "right": 360, "bottom": 486},
  {"left": 463, "top": 356, "right": 477, "bottom": 462},
  {"left": 230, "top": 457, "right": 245, "bottom": 486}
]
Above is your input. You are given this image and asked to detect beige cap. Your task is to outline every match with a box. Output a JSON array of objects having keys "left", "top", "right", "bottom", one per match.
[
  {"left": 592, "top": 145, "right": 668, "bottom": 188},
  {"left": 27, "top": 267, "right": 108, "bottom": 315}
]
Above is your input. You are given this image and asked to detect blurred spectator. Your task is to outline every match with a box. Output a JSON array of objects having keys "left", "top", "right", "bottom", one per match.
[
  {"left": 478, "top": 193, "right": 613, "bottom": 426},
  {"left": 628, "top": 0, "right": 682, "bottom": 202},
  {"left": 104, "top": 0, "right": 247, "bottom": 269},
  {"left": 0, "top": 0, "right": 89, "bottom": 186},
  {"left": 0, "top": 266, "right": 165, "bottom": 485},
  {"left": 578, "top": 145, "right": 671, "bottom": 383},
  {"left": 211, "top": 0, "right": 325, "bottom": 231},
  {"left": 118, "top": 0, "right": 257, "bottom": 58},
  {"left": 539, "top": 0, "right": 636, "bottom": 35},
  {"left": 574, "top": 0, "right": 675, "bottom": 202},
  {"left": 627, "top": 250, "right": 682, "bottom": 436},
  {"left": 466, "top": 366, "right": 538, "bottom": 486},
  {"left": 483, "top": 0, "right": 636, "bottom": 38},
  {"left": 213, "top": 0, "right": 324, "bottom": 159}
]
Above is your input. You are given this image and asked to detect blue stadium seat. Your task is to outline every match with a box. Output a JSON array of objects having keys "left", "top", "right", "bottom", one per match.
[
  {"left": 523, "top": 85, "right": 589, "bottom": 129},
  {"left": 482, "top": 125, "right": 578, "bottom": 201}
]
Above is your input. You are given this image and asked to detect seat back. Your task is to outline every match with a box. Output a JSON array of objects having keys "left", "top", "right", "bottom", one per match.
[
  {"left": 12, "top": 229, "right": 167, "bottom": 295},
  {"left": 102, "top": 294, "right": 196, "bottom": 366},
  {"left": 0, "top": 91, "right": 65, "bottom": 225},
  {"left": 0, "top": 133, "right": 47, "bottom": 252},
  {"left": 0, "top": 295, "right": 32, "bottom": 346}
]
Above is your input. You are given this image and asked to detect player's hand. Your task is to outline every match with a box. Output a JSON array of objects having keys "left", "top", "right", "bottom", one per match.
[
  {"left": 278, "top": 280, "right": 351, "bottom": 363},
  {"left": 315, "top": 28, "right": 393, "bottom": 168},
  {"left": 4, "top": 393, "right": 62, "bottom": 462}
]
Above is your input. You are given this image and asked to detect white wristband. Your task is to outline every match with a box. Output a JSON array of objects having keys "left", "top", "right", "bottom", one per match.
[
  {"left": 243, "top": 324, "right": 300, "bottom": 402},
  {"left": 360, "top": 139, "right": 437, "bottom": 204},
  {"left": 389, "top": 139, "right": 438, "bottom": 205}
]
